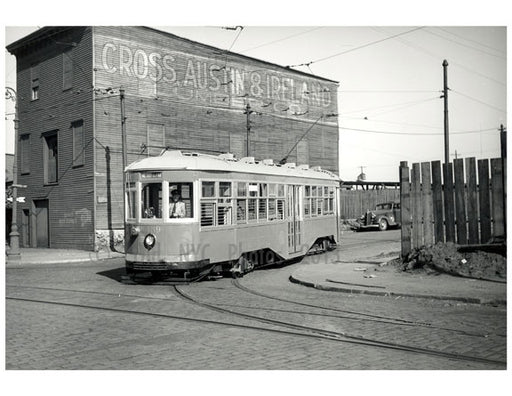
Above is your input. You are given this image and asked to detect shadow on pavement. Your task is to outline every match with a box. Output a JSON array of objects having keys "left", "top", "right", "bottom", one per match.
[{"left": 96, "top": 267, "right": 127, "bottom": 283}]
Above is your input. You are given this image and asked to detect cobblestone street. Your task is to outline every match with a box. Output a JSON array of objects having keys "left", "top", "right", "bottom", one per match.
[{"left": 6, "top": 230, "right": 506, "bottom": 372}]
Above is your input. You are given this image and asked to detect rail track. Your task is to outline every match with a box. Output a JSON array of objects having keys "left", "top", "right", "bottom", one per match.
[{"left": 6, "top": 283, "right": 505, "bottom": 368}]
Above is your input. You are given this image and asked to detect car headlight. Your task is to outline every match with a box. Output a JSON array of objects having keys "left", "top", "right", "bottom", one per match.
[{"left": 144, "top": 234, "right": 156, "bottom": 250}]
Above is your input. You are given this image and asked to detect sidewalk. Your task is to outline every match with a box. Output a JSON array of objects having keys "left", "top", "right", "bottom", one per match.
[
  {"left": 5, "top": 247, "right": 124, "bottom": 266},
  {"left": 290, "top": 258, "right": 507, "bottom": 305}
]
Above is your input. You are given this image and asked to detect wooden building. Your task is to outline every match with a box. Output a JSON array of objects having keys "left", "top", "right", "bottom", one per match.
[{"left": 7, "top": 26, "right": 339, "bottom": 251}]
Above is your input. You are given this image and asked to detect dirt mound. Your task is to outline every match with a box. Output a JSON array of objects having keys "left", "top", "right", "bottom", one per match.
[{"left": 397, "top": 242, "right": 506, "bottom": 282}]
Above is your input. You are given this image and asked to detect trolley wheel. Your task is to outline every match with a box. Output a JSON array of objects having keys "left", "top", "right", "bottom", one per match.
[{"left": 378, "top": 218, "right": 388, "bottom": 231}]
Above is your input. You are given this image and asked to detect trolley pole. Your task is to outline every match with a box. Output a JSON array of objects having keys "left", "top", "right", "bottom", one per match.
[
  {"left": 6, "top": 87, "right": 21, "bottom": 259},
  {"left": 442, "top": 60, "right": 450, "bottom": 164}
]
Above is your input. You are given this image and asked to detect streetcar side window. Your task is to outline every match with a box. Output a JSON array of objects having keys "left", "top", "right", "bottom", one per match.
[
  {"left": 258, "top": 183, "right": 268, "bottom": 221},
  {"left": 126, "top": 182, "right": 136, "bottom": 220},
  {"left": 237, "top": 182, "right": 247, "bottom": 197},
  {"left": 218, "top": 182, "right": 232, "bottom": 225},
  {"left": 327, "top": 187, "right": 335, "bottom": 214},
  {"left": 304, "top": 185, "right": 311, "bottom": 217},
  {"left": 316, "top": 185, "right": 323, "bottom": 216},
  {"left": 236, "top": 182, "right": 247, "bottom": 224},
  {"left": 268, "top": 198, "right": 276, "bottom": 220},
  {"left": 200, "top": 202, "right": 215, "bottom": 226},
  {"left": 236, "top": 199, "right": 247, "bottom": 224},
  {"left": 142, "top": 182, "right": 162, "bottom": 219},
  {"left": 200, "top": 180, "right": 233, "bottom": 227},
  {"left": 202, "top": 181, "right": 215, "bottom": 198},
  {"left": 248, "top": 183, "right": 258, "bottom": 222},
  {"left": 311, "top": 186, "right": 317, "bottom": 217},
  {"left": 277, "top": 199, "right": 285, "bottom": 220}
]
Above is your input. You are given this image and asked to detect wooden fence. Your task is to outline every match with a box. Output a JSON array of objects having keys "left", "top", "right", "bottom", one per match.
[
  {"left": 339, "top": 189, "right": 400, "bottom": 219},
  {"left": 399, "top": 157, "right": 506, "bottom": 258}
]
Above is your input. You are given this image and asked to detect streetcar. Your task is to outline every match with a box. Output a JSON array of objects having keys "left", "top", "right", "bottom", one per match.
[{"left": 124, "top": 150, "right": 341, "bottom": 279}]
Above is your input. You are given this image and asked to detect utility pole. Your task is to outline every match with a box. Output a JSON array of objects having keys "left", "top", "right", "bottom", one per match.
[
  {"left": 244, "top": 103, "right": 253, "bottom": 157},
  {"left": 442, "top": 60, "right": 450, "bottom": 164},
  {"left": 6, "top": 87, "right": 21, "bottom": 259},
  {"left": 501, "top": 124, "right": 507, "bottom": 238},
  {"left": 120, "top": 88, "right": 127, "bottom": 227}
]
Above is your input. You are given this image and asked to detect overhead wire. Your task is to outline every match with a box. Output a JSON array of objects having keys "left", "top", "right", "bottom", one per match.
[
  {"left": 435, "top": 27, "right": 506, "bottom": 55},
  {"left": 450, "top": 89, "right": 506, "bottom": 113},
  {"left": 371, "top": 27, "right": 506, "bottom": 87},
  {"left": 422, "top": 28, "right": 506, "bottom": 60},
  {"left": 339, "top": 126, "right": 499, "bottom": 136},
  {"left": 239, "top": 27, "right": 323, "bottom": 53},
  {"left": 287, "top": 26, "right": 424, "bottom": 68},
  {"left": 341, "top": 96, "right": 439, "bottom": 116}
]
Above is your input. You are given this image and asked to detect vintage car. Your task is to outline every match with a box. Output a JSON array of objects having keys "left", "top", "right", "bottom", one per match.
[{"left": 356, "top": 201, "right": 401, "bottom": 231}]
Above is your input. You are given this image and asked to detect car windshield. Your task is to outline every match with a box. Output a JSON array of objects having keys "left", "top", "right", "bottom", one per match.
[{"left": 376, "top": 203, "right": 392, "bottom": 210}]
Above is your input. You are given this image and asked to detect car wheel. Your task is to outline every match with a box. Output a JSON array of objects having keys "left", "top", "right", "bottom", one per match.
[{"left": 378, "top": 218, "right": 388, "bottom": 231}]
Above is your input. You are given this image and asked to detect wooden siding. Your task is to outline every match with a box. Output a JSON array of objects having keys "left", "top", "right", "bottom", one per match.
[
  {"left": 400, "top": 158, "right": 506, "bottom": 256},
  {"left": 14, "top": 27, "right": 96, "bottom": 250},
  {"left": 92, "top": 26, "right": 339, "bottom": 231},
  {"left": 339, "top": 189, "right": 400, "bottom": 220}
]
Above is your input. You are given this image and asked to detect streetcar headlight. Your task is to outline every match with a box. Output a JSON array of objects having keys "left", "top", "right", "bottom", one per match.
[{"left": 143, "top": 234, "right": 156, "bottom": 250}]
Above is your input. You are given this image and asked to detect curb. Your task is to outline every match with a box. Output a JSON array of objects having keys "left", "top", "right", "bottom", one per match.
[
  {"left": 5, "top": 254, "right": 125, "bottom": 267},
  {"left": 289, "top": 274, "right": 502, "bottom": 305}
]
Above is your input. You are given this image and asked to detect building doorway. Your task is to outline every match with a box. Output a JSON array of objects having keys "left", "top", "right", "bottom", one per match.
[{"left": 34, "top": 199, "right": 49, "bottom": 247}]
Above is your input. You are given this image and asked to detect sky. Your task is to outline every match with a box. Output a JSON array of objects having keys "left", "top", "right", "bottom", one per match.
[{"left": 2, "top": 3, "right": 509, "bottom": 184}]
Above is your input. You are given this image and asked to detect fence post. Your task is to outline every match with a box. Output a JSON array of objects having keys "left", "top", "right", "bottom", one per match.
[
  {"left": 399, "top": 161, "right": 411, "bottom": 258},
  {"left": 421, "top": 162, "right": 433, "bottom": 246},
  {"left": 491, "top": 158, "right": 505, "bottom": 239},
  {"left": 478, "top": 159, "right": 492, "bottom": 243},
  {"left": 442, "top": 162, "right": 455, "bottom": 242},
  {"left": 454, "top": 158, "right": 467, "bottom": 244},
  {"left": 465, "top": 157, "right": 479, "bottom": 244},
  {"left": 411, "top": 163, "right": 422, "bottom": 248},
  {"left": 431, "top": 161, "right": 444, "bottom": 243}
]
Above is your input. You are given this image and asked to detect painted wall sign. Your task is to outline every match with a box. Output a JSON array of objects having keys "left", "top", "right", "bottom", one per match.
[{"left": 97, "top": 40, "right": 337, "bottom": 119}]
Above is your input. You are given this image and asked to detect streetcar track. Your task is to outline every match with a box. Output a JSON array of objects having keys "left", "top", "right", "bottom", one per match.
[
  {"left": 7, "top": 282, "right": 500, "bottom": 338},
  {"left": 6, "top": 285, "right": 505, "bottom": 366},
  {"left": 172, "top": 285, "right": 505, "bottom": 366},
  {"left": 13, "top": 293, "right": 498, "bottom": 367},
  {"left": 232, "top": 280, "right": 505, "bottom": 338}
]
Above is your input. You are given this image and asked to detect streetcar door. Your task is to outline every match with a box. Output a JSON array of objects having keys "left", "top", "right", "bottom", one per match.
[{"left": 287, "top": 185, "right": 302, "bottom": 254}]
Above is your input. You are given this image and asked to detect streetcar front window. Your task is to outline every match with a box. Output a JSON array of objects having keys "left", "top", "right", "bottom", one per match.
[
  {"left": 169, "top": 183, "right": 194, "bottom": 218},
  {"left": 142, "top": 182, "right": 162, "bottom": 219}
]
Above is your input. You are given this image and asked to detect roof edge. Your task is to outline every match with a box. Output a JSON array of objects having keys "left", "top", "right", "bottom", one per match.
[{"left": 7, "top": 26, "right": 339, "bottom": 85}]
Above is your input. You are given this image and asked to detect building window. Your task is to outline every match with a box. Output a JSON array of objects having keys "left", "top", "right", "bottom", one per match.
[
  {"left": 63, "top": 50, "right": 73, "bottom": 90},
  {"left": 72, "top": 120, "right": 84, "bottom": 167},
  {"left": 20, "top": 134, "right": 30, "bottom": 175},
  {"left": 43, "top": 132, "right": 58, "bottom": 184},
  {"left": 31, "top": 64, "right": 40, "bottom": 101}
]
